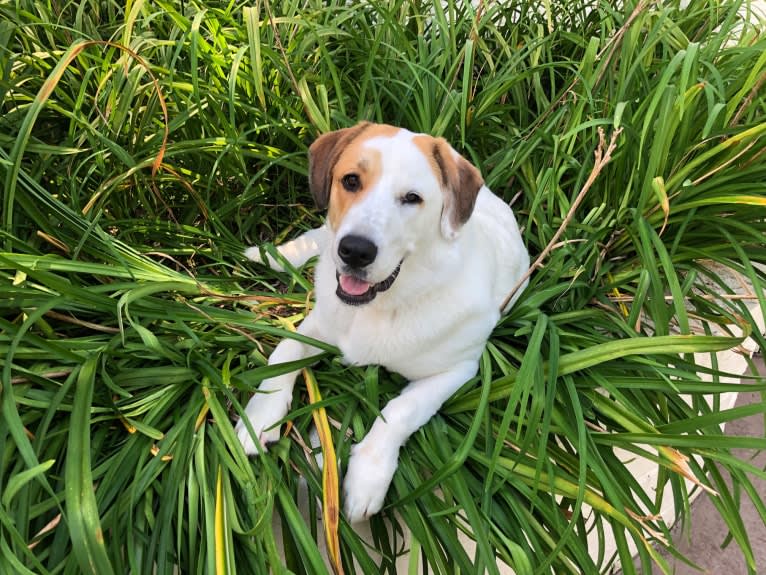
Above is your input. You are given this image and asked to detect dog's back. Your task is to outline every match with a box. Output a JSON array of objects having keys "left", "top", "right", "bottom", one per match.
[{"left": 470, "top": 188, "right": 530, "bottom": 311}]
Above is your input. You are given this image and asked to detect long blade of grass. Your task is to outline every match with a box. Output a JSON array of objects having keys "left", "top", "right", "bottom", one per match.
[
  {"left": 65, "top": 356, "right": 115, "bottom": 575},
  {"left": 304, "top": 367, "right": 343, "bottom": 575}
]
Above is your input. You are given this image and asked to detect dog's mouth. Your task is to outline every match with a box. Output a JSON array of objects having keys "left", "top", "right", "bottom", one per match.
[{"left": 336, "top": 263, "right": 402, "bottom": 306}]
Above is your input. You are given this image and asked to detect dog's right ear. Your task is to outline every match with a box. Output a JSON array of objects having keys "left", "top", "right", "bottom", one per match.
[{"left": 309, "top": 122, "right": 371, "bottom": 209}]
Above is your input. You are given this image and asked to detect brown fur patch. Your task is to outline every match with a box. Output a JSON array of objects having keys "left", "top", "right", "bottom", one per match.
[
  {"left": 327, "top": 145, "right": 383, "bottom": 229},
  {"left": 310, "top": 123, "right": 402, "bottom": 229},
  {"left": 413, "top": 135, "right": 484, "bottom": 233},
  {"left": 412, "top": 135, "right": 448, "bottom": 187},
  {"left": 309, "top": 122, "right": 372, "bottom": 209}
]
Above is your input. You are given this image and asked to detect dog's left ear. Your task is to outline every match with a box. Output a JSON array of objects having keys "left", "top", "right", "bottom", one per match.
[
  {"left": 309, "top": 122, "right": 371, "bottom": 209},
  {"left": 433, "top": 139, "right": 484, "bottom": 240}
]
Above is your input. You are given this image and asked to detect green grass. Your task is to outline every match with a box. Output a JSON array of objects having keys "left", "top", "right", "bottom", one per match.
[{"left": 1, "top": 0, "right": 766, "bottom": 573}]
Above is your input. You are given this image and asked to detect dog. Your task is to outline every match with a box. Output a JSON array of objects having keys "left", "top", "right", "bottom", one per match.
[{"left": 236, "top": 122, "right": 529, "bottom": 523}]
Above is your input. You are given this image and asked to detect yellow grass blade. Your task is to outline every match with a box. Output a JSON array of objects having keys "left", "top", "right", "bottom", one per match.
[
  {"left": 303, "top": 368, "right": 343, "bottom": 575},
  {"left": 214, "top": 466, "right": 227, "bottom": 575}
]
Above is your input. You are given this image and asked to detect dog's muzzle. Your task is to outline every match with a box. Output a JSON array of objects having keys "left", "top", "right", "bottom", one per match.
[{"left": 336, "top": 263, "right": 402, "bottom": 306}]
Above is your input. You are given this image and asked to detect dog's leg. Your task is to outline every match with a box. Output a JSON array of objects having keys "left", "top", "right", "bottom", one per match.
[
  {"left": 343, "top": 360, "right": 479, "bottom": 522},
  {"left": 235, "top": 314, "right": 323, "bottom": 455},
  {"left": 245, "top": 226, "right": 328, "bottom": 271}
]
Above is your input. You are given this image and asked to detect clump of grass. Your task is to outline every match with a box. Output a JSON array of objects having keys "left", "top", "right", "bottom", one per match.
[{"left": 1, "top": 1, "right": 765, "bottom": 573}]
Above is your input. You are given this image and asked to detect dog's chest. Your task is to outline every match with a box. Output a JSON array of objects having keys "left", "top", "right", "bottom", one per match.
[
  {"left": 334, "top": 306, "right": 442, "bottom": 378},
  {"left": 329, "top": 300, "right": 491, "bottom": 381},
  {"left": 338, "top": 308, "right": 410, "bottom": 360}
]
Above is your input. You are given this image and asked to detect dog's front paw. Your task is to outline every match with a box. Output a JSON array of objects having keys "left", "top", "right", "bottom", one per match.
[
  {"left": 235, "top": 418, "right": 281, "bottom": 455},
  {"left": 343, "top": 440, "right": 399, "bottom": 523},
  {"left": 235, "top": 392, "right": 290, "bottom": 455}
]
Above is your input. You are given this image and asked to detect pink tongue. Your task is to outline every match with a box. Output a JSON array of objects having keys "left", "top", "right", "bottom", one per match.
[{"left": 339, "top": 274, "right": 372, "bottom": 296}]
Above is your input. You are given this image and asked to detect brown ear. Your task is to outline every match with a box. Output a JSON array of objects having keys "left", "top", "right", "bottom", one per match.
[
  {"left": 432, "top": 138, "right": 484, "bottom": 240},
  {"left": 308, "top": 122, "right": 371, "bottom": 209}
]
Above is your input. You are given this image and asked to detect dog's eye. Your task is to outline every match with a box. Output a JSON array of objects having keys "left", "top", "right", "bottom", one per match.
[
  {"left": 401, "top": 191, "right": 423, "bottom": 205},
  {"left": 341, "top": 174, "right": 361, "bottom": 192}
]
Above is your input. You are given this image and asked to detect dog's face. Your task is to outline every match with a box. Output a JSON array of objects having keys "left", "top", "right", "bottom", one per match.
[{"left": 309, "top": 122, "right": 484, "bottom": 306}]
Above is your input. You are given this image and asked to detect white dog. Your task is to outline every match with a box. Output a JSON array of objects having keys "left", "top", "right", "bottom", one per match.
[{"left": 236, "top": 122, "right": 529, "bottom": 523}]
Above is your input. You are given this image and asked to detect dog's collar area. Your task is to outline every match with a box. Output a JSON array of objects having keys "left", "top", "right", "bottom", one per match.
[{"left": 336, "top": 262, "right": 402, "bottom": 306}]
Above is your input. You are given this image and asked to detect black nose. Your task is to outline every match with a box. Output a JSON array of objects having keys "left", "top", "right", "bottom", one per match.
[{"left": 338, "top": 235, "right": 377, "bottom": 268}]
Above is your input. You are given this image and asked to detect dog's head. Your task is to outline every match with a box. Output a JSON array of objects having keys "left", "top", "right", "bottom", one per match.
[{"left": 308, "top": 122, "right": 484, "bottom": 306}]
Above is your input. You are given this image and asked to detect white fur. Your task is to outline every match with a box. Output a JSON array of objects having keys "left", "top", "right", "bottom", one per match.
[
  {"left": 244, "top": 225, "right": 327, "bottom": 271},
  {"left": 236, "top": 127, "right": 529, "bottom": 523}
]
